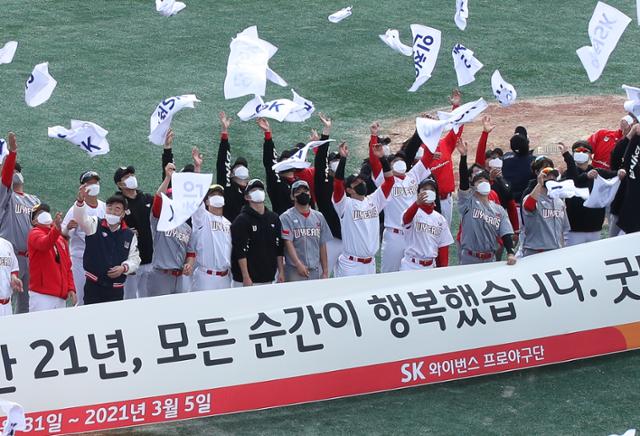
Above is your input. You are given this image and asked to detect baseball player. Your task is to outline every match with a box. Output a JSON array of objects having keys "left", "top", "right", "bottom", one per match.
[
  {"left": 401, "top": 179, "right": 453, "bottom": 270},
  {"left": 280, "top": 180, "right": 332, "bottom": 281},
  {"left": 0, "top": 236, "right": 22, "bottom": 316},
  {"left": 368, "top": 122, "right": 433, "bottom": 273},
  {"left": 332, "top": 143, "right": 394, "bottom": 277},
  {"left": 114, "top": 165, "right": 155, "bottom": 299},
  {"left": 148, "top": 163, "right": 195, "bottom": 296},
  {"left": 0, "top": 132, "right": 40, "bottom": 313},
  {"left": 61, "top": 171, "right": 106, "bottom": 305},
  {"left": 184, "top": 184, "right": 232, "bottom": 291},
  {"left": 458, "top": 145, "right": 516, "bottom": 265},
  {"left": 521, "top": 166, "right": 570, "bottom": 256},
  {"left": 230, "top": 179, "right": 285, "bottom": 287},
  {"left": 216, "top": 112, "right": 250, "bottom": 222},
  {"left": 312, "top": 113, "right": 343, "bottom": 276}
]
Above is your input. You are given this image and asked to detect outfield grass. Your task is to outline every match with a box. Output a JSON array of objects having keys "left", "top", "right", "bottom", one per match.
[{"left": 3, "top": 1, "right": 640, "bottom": 434}]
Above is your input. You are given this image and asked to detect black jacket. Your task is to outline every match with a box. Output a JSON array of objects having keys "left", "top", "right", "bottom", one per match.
[
  {"left": 263, "top": 133, "right": 295, "bottom": 215},
  {"left": 117, "top": 190, "right": 154, "bottom": 265},
  {"left": 230, "top": 205, "right": 284, "bottom": 283},
  {"left": 503, "top": 151, "right": 536, "bottom": 205},
  {"left": 216, "top": 134, "right": 247, "bottom": 222},
  {"left": 615, "top": 134, "right": 640, "bottom": 234},
  {"left": 84, "top": 220, "right": 135, "bottom": 287},
  {"left": 314, "top": 135, "right": 341, "bottom": 239},
  {"left": 562, "top": 153, "right": 615, "bottom": 232}
]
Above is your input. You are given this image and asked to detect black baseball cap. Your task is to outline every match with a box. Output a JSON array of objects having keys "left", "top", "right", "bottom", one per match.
[
  {"left": 80, "top": 170, "right": 100, "bottom": 184},
  {"left": 572, "top": 140, "right": 593, "bottom": 153},
  {"left": 113, "top": 166, "right": 135, "bottom": 184},
  {"left": 344, "top": 173, "right": 365, "bottom": 188},
  {"left": 328, "top": 151, "right": 340, "bottom": 162},
  {"left": 244, "top": 178, "right": 265, "bottom": 194}
]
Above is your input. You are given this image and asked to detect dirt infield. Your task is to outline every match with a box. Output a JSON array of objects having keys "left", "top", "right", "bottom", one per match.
[{"left": 380, "top": 95, "right": 627, "bottom": 173}]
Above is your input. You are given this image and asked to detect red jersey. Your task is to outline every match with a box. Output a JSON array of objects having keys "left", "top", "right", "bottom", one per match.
[{"left": 587, "top": 129, "right": 623, "bottom": 170}]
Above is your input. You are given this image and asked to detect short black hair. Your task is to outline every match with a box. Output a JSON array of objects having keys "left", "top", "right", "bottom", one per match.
[
  {"left": 471, "top": 171, "right": 491, "bottom": 185},
  {"left": 232, "top": 157, "right": 248, "bottom": 169},
  {"left": 14, "top": 162, "right": 22, "bottom": 173},
  {"left": 344, "top": 174, "right": 364, "bottom": 188},
  {"left": 532, "top": 156, "right": 554, "bottom": 173},
  {"left": 106, "top": 195, "right": 128, "bottom": 210},
  {"left": 418, "top": 177, "right": 438, "bottom": 192}
]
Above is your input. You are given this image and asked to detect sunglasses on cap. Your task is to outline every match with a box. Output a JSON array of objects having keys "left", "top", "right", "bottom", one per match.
[
  {"left": 574, "top": 147, "right": 590, "bottom": 153},
  {"left": 541, "top": 167, "right": 558, "bottom": 175}
]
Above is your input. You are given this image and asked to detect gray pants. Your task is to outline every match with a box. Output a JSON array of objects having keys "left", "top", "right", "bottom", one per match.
[
  {"left": 147, "top": 269, "right": 188, "bottom": 297},
  {"left": 460, "top": 250, "right": 495, "bottom": 265},
  {"left": 285, "top": 266, "right": 320, "bottom": 282},
  {"left": 13, "top": 255, "right": 29, "bottom": 313}
]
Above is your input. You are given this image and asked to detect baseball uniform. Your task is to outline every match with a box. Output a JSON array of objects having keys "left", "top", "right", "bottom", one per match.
[
  {"left": 369, "top": 135, "right": 433, "bottom": 273},
  {"left": 148, "top": 195, "right": 194, "bottom": 296},
  {"left": 62, "top": 200, "right": 106, "bottom": 305},
  {"left": 521, "top": 192, "right": 569, "bottom": 257},
  {"left": 0, "top": 150, "right": 40, "bottom": 313},
  {"left": 190, "top": 204, "right": 232, "bottom": 291},
  {"left": 401, "top": 203, "right": 453, "bottom": 271},
  {"left": 332, "top": 175, "right": 394, "bottom": 277},
  {"left": 280, "top": 206, "right": 332, "bottom": 281},
  {"left": 458, "top": 190, "right": 513, "bottom": 265},
  {"left": 0, "top": 237, "right": 19, "bottom": 317}
]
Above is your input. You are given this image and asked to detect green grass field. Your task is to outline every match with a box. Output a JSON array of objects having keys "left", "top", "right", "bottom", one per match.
[{"left": 3, "top": 0, "right": 640, "bottom": 434}]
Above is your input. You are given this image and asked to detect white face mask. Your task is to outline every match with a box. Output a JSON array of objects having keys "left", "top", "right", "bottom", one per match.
[
  {"left": 573, "top": 152, "right": 589, "bottom": 164},
  {"left": 105, "top": 213, "right": 121, "bottom": 225},
  {"left": 382, "top": 145, "right": 391, "bottom": 156},
  {"left": 329, "top": 161, "right": 339, "bottom": 173},
  {"left": 85, "top": 184, "right": 100, "bottom": 196},
  {"left": 233, "top": 166, "right": 249, "bottom": 180},
  {"left": 488, "top": 158, "right": 503, "bottom": 169},
  {"left": 476, "top": 181, "right": 491, "bottom": 196},
  {"left": 415, "top": 147, "right": 424, "bottom": 160},
  {"left": 249, "top": 189, "right": 265, "bottom": 203},
  {"left": 36, "top": 212, "right": 52, "bottom": 225},
  {"left": 123, "top": 176, "right": 138, "bottom": 190},
  {"left": 424, "top": 190, "right": 437, "bottom": 203},
  {"left": 13, "top": 172, "right": 24, "bottom": 185},
  {"left": 392, "top": 160, "right": 407, "bottom": 174},
  {"left": 209, "top": 195, "right": 225, "bottom": 208}
]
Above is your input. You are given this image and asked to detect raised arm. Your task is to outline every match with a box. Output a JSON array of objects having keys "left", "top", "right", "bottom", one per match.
[
  {"left": 475, "top": 115, "right": 494, "bottom": 166},
  {"left": 369, "top": 122, "right": 384, "bottom": 182},
  {"left": 217, "top": 112, "right": 232, "bottom": 186},
  {"left": 162, "top": 128, "right": 175, "bottom": 181},
  {"left": 1, "top": 132, "right": 17, "bottom": 189},
  {"left": 457, "top": 139, "right": 470, "bottom": 191}
]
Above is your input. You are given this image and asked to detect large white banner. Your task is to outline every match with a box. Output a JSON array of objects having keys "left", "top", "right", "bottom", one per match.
[
  {"left": 1, "top": 234, "right": 639, "bottom": 434},
  {"left": 576, "top": 1, "right": 631, "bottom": 82},
  {"left": 157, "top": 172, "right": 213, "bottom": 232}
]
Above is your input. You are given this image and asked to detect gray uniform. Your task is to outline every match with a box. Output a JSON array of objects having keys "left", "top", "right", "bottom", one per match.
[
  {"left": 280, "top": 207, "right": 332, "bottom": 281},
  {"left": 0, "top": 183, "right": 40, "bottom": 313},
  {"left": 458, "top": 190, "right": 513, "bottom": 265},
  {"left": 521, "top": 193, "right": 569, "bottom": 256},
  {"left": 148, "top": 214, "right": 194, "bottom": 296}
]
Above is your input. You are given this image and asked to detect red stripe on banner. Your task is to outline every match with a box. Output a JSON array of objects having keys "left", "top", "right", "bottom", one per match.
[{"left": 14, "top": 323, "right": 637, "bottom": 434}]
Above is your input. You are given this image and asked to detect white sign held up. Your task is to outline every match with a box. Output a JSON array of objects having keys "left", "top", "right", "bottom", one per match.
[{"left": 157, "top": 172, "right": 213, "bottom": 232}]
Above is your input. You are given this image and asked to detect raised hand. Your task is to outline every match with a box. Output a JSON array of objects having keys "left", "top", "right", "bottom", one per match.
[
  {"left": 53, "top": 212, "right": 63, "bottom": 231},
  {"left": 455, "top": 137, "right": 468, "bottom": 155},
  {"left": 256, "top": 117, "right": 271, "bottom": 133},
  {"left": 164, "top": 128, "right": 174, "bottom": 149},
  {"left": 449, "top": 88, "right": 462, "bottom": 106},
  {"left": 370, "top": 121, "right": 380, "bottom": 136},
  {"left": 309, "top": 129, "right": 320, "bottom": 142},
  {"left": 482, "top": 115, "right": 495, "bottom": 133},
  {"left": 338, "top": 141, "right": 349, "bottom": 158},
  {"left": 219, "top": 111, "right": 232, "bottom": 133},
  {"left": 7, "top": 132, "right": 16, "bottom": 152},
  {"left": 319, "top": 112, "right": 332, "bottom": 135},
  {"left": 557, "top": 142, "right": 571, "bottom": 155},
  {"left": 164, "top": 162, "right": 176, "bottom": 179},
  {"left": 192, "top": 146, "right": 203, "bottom": 170}
]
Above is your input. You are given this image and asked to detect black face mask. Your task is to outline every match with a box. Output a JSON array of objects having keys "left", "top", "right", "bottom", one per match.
[
  {"left": 295, "top": 192, "right": 311, "bottom": 205},
  {"left": 353, "top": 183, "right": 367, "bottom": 196}
]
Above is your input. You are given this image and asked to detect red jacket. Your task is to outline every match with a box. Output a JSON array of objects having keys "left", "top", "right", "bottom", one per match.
[
  {"left": 27, "top": 225, "right": 75, "bottom": 299},
  {"left": 587, "top": 129, "right": 623, "bottom": 170}
]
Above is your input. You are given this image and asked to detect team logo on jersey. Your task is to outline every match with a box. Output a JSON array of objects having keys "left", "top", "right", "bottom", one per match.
[
  {"left": 352, "top": 207, "right": 379, "bottom": 221},
  {"left": 604, "top": 136, "right": 610, "bottom": 142},
  {"left": 0, "top": 256, "right": 12, "bottom": 266},
  {"left": 164, "top": 228, "right": 190, "bottom": 243},
  {"left": 124, "top": 241, "right": 130, "bottom": 249},
  {"left": 392, "top": 185, "right": 417, "bottom": 197},
  {"left": 210, "top": 221, "right": 230, "bottom": 232},
  {"left": 415, "top": 222, "right": 443, "bottom": 236},
  {"left": 542, "top": 209, "right": 565, "bottom": 219},
  {"left": 14, "top": 204, "right": 32, "bottom": 215},
  {"left": 101, "top": 232, "right": 108, "bottom": 237},
  {"left": 252, "top": 225, "right": 257, "bottom": 232},
  {"left": 472, "top": 209, "right": 501, "bottom": 229},
  {"left": 293, "top": 228, "right": 321, "bottom": 238}
]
